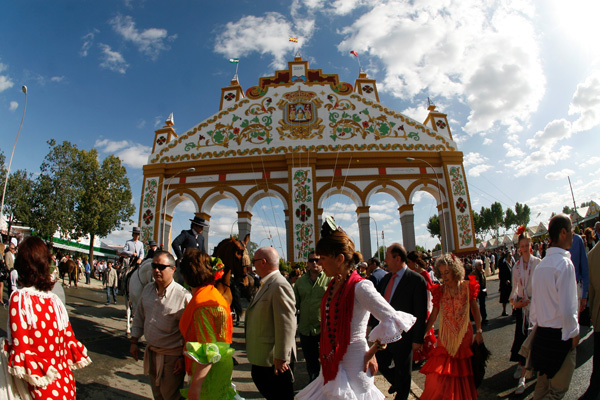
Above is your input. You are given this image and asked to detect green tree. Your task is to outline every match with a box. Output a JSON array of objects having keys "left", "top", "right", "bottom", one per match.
[
  {"left": 504, "top": 208, "right": 517, "bottom": 232},
  {"left": 373, "top": 245, "right": 386, "bottom": 261},
  {"left": 563, "top": 205, "right": 573, "bottom": 215},
  {"left": 427, "top": 214, "right": 441, "bottom": 240},
  {"left": 514, "top": 202, "right": 531, "bottom": 227},
  {"left": 30, "top": 140, "right": 80, "bottom": 242},
  {"left": 416, "top": 245, "right": 426, "bottom": 253},
  {"left": 4, "top": 169, "right": 34, "bottom": 233},
  {"left": 73, "top": 149, "right": 135, "bottom": 263},
  {"left": 490, "top": 202, "right": 504, "bottom": 237}
]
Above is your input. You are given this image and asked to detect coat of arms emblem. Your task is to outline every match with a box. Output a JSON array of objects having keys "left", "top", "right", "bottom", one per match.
[{"left": 277, "top": 87, "right": 324, "bottom": 140}]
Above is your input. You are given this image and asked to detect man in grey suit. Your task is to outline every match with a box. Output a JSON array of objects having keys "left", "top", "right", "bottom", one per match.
[{"left": 245, "top": 246, "right": 297, "bottom": 400}]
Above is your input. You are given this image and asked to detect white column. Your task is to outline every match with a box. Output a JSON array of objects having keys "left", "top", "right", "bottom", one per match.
[
  {"left": 356, "top": 206, "right": 372, "bottom": 258},
  {"left": 399, "top": 205, "right": 416, "bottom": 252}
]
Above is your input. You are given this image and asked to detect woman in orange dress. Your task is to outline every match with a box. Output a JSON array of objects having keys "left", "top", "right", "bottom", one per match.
[
  {"left": 420, "top": 254, "right": 483, "bottom": 400},
  {"left": 178, "top": 249, "right": 239, "bottom": 400}
]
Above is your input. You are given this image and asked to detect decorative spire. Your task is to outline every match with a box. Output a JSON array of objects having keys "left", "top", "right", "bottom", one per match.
[
  {"left": 165, "top": 113, "right": 174, "bottom": 126},
  {"left": 427, "top": 97, "right": 436, "bottom": 111}
]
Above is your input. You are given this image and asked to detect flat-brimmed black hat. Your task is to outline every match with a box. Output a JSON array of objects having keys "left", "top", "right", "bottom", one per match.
[
  {"left": 132, "top": 227, "right": 141, "bottom": 234},
  {"left": 148, "top": 240, "right": 158, "bottom": 247},
  {"left": 190, "top": 216, "right": 209, "bottom": 227}
]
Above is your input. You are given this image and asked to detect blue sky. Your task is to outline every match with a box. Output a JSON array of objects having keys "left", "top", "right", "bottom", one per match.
[{"left": 1, "top": 0, "right": 599, "bottom": 258}]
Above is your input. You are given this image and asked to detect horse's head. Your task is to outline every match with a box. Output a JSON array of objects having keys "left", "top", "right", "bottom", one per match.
[{"left": 213, "top": 234, "right": 251, "bottom": 278}]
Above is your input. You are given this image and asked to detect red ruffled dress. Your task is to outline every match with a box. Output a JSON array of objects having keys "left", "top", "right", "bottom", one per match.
[
  {"left": 414, "top": 270, "right": 437, "bottom": 363},
  {"left": 420, "top": 277, "right": 479, "bottom": 400},
  {"left": 3, "top": 287, "right": 91, "bottom": 399}
]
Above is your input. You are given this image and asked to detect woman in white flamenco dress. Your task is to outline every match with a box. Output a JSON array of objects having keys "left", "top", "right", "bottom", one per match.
[{"left": 298, "top": 220, "right": 416, "bottom": 400}]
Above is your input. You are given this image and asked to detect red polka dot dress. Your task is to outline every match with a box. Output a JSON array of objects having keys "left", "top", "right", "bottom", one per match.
[{"left": 4, "top": 287, "right": 91, "bottom": 399}]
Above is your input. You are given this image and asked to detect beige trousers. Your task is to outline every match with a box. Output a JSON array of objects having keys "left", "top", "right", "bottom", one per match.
[
  {"left": 533, "top": 347, "right": 576, "bottom": 400},
  {"left": 147, "top": 349, "right": 185, "bottom": 400}
]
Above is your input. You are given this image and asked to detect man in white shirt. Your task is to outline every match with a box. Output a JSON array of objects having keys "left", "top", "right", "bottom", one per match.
[{"left": 530, "top": 214, "right": 580, "bottom": 399}]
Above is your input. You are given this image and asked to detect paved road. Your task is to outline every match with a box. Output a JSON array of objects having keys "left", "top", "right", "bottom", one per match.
[{"left": 0, "top": 274, "right": 594, "bottom": 399}]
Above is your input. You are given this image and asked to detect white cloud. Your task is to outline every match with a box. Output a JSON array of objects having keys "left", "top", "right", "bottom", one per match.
[
  {"left": 337, "top": 0, "right": 544, "bottom": 136},
  {"left": 80, "top": 29, "right": 99, "bottom": 57},
  {"left": 503, "top": 142, "right": 525, "bottom": 158},
  {"left": 99, "top": 44, "right": 129, "bottom": 74},
  {"left": 9, "top": 101, "right": 18, "bottom": 112},
  {"left": 583, "top": 156, "right": 600, "bottom": 166},
  {"left": 512, "top": 144, "right": 572, "bottom": 177},
  {"left": 214, "top": 12, "right": 310, "bottom": 70},
  {"left": 569, "top": 70, "right": 600, "bottom": 133},
  {"left": 109, "top": 15, "right": 176, "bottom": 61},
  {"left": 50, "top": 76, "right": 64, "bottom": 83},
  {"left": 526, "top": 118, "right": 572, "bottom": 148},
  {"left": 136, "top": 119, "right": 146, "bottom": 129},
  {"left": 95, "top": 139, "right": 151, "bottom": 169},
  {"left": 468, "top": 164, "right": 492, "bottom": 177},
  {"left": 545, "top": 169, "right": 574, "bottom": 181},
  {"left": 483, "top": 138, "right": 493, "bottom": 145},
  {"left": 463, "top": 152, "right": 487, "bottom": 167},
  {"left": 154, "top": 116, "right": 163, "bottom": 128},
  {"left": 0, "top": 62, "right": 14, "bottom": 93}
]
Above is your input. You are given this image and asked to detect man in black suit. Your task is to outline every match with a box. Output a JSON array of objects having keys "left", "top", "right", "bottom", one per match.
[
  {"left": 172, "top": 216, "right": 208, "bottom": 260},
  {"left": 375, "top": 243, "right": 428, "bottom": 400}
]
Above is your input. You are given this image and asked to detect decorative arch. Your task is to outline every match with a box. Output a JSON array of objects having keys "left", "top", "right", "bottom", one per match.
[
  {"left": 364, "top": 181, "right": 410, "bottom": 207},
  {"left": 140, "top": 56, "right": 477, "bottom": 259},
  {"left": 243, "top": 184, "right": 289, "bottom": 212},
  {"left": 316, "top": 182, "right": 363, "bottom": 210},
  {"left": 406, "top": 178, "right": 447, "bottom": 204},
  {"left": 200, "top": 186, "right": 244, "bottom": 213}
]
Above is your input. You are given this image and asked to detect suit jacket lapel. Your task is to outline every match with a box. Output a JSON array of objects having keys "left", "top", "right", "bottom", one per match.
[
  {"left": 248, "top": 277, "right": 273, "bottom": 308},
  {"left": 390, "top": 270, "right": 409, "bottom": 304}
]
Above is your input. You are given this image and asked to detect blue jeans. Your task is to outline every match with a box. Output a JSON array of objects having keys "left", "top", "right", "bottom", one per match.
[{"left": 106, "top": 286, "right": 117, "bottom": 304}]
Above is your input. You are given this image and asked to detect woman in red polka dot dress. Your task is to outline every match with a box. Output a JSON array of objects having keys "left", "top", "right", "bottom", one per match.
[{"left": 3, "top": 237, "right": 91, "bottom": 399}]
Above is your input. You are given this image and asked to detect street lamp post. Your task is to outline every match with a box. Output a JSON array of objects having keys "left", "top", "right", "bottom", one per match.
[
  {"left": 161, "top": 167, "right": 195, "bottom": 248},
  {"left": 406, "top": 157, "right": 447, "bottom": 254},
  {"left": 369, "top": 216, "right": 381, "bottom": 260},
  {"left": 1, "top": 86, "right": 27, "bottom": 233}
]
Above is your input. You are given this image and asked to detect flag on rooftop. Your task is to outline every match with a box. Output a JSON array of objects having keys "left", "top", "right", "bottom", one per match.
[
  {"left": 229, "top": 58, "right": 239, "bottom": 63},
  {"left": 350, "top": 50, "right": 359, "bottom": 58},
  {"left": 289, "top": 37, "right": 298, "bottom": 43}
]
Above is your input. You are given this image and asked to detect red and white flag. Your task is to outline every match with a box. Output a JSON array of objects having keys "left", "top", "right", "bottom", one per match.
[{"left": 350, "top": 50, "right": 359, "bottom": 58}]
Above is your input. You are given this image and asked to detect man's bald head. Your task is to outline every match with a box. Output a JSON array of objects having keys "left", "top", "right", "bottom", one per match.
[{"left": 254, "top": 246, "right": 280, "bottom": 277}]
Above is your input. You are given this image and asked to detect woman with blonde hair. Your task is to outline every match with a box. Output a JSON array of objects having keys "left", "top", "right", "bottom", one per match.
[
  {"left": 297, "top": 218, "right": 416, "bottom": 399},
  {"left": 420, "top": 254, "right": 483, "bottom": 400},
  {"left": 509, "top": 227, "right": 541, "bottom": 394}
]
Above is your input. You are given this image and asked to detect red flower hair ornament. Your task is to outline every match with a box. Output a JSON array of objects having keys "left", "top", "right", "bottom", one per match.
[
  {"left": 516, "top": 226, "right": 526, "bottom": 236},
  {"left": 210, "top": 257, "right": 225, "bottom": 281}
]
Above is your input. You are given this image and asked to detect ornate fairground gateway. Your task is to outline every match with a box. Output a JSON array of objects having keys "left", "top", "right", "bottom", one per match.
[{"left": 139, "top": 56, "right": 477, "bottom": 262}]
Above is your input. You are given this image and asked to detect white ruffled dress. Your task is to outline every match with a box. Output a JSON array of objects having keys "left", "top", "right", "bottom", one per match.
[{"left": 297, "top": 279, "right": 416, "bottom": 400}]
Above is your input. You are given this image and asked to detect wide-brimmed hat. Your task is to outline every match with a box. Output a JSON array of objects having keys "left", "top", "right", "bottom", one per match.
[
  {"left": 190, "top": 216, "right": 209, "bottom": 227},
  {"left": 132, "top": 227, "right": 141, "bottom": 234},
  {"left": 148, "top": 240, "right": 158, "bottom": 247}
]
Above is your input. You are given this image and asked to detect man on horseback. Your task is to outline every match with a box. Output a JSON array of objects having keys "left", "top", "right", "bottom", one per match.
[
  {"left": 172, "top": 216, "right": 208, "bottom": 259},
  {"left": 120, "top": 227, "right": 145, "bottom": 266}
]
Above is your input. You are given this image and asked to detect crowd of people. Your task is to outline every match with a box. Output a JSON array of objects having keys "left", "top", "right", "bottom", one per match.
[{"left": 0, "top": 216, "right": 598, "bottom": 399}]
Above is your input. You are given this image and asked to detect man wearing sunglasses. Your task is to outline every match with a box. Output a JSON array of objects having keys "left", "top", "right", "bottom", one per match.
[
  {"left": 130, "top": 251, "right": 192, "bottom": 400},
  {"left": 293, "top": 253, "right": 331, "bottom": 382},
  {"left": 245, "top": 246, "right": 297, "bottom": 400}
]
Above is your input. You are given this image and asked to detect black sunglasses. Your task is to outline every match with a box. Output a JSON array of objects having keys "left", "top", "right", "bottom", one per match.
[
  {"left": 308, "top": 258, "right": 319, "bottom": 263},
  {"left": 151, "top": 263, "right": 172, "bottom": 271},
  {"left": 251, "top": 258, "right": 265, "bottom": 263}
]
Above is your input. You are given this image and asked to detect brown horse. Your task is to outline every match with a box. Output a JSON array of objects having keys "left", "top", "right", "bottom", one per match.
[{"left": 212, "top": 234, "right": 255, "bottom": 323}]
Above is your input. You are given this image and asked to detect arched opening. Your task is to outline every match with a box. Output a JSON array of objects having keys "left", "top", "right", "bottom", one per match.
[
  {"left": 367, "top": 192, "right": 402, "bottom": 260},
  {"left": 247, "top": 196, "right": 287, "bottom": 262},
  {"left": 321, "top": 192, "right": 361, "bottom": 252},
  {"left": 411, "top": 190, "right": 443, "bottom": 252}
]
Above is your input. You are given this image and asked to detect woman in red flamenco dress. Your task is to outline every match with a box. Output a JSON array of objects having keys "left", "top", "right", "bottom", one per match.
[
  {"left": 420, "top": 254, "right": 483, "bottom": 400},
  {"left": 3, "top": 237, "right": 91, "bottom": 400}
]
